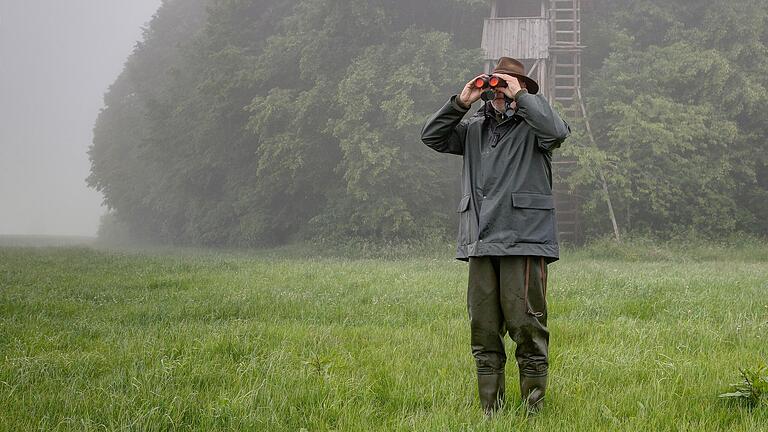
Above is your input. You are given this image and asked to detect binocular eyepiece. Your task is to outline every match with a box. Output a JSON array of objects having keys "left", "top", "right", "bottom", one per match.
[{"left": 473, "top": 75, "right": 507, "bottom": 90}]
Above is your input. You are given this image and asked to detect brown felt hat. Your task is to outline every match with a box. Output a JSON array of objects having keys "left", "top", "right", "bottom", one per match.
[{"left": 492, "top": 57, "right": 539, "bottom": 95}]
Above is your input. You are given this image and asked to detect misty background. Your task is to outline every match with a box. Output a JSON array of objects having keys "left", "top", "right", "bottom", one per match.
[
  {"left": 2, "top": 0, "right": 767, "bottom": 245},
  {"left": 0, "top": 0, "right": 160, "bottom": 236}
]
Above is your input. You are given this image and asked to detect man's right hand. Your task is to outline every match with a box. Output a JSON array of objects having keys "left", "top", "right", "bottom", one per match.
[{"left": 458, "top": 74, "right": 487, "bottom": 109}]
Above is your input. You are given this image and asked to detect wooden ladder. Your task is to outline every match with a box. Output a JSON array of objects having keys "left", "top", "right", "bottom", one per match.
[
  {"left": 549, "top": 0, "right": 583, "bottom": 244},
  {"left": 549, "top": 0, "right": 581, "bottom": 113}
]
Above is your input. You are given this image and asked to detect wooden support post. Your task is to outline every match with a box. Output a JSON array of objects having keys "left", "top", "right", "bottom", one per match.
[{"left": 576, "top": 87, "right": 621, "bottom": 242}]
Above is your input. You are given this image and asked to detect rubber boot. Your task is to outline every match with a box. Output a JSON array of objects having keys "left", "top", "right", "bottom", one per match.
[
  {"left": 519, "top": 374, "right": 546, "bottom": 414},
  {"left": 478, "top": 373, "right": 505, "bottom": 416}
]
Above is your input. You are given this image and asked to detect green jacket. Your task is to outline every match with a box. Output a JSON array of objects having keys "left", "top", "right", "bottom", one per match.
[{"left": 420, "top": 91, "right": 571, "bottom": 263}]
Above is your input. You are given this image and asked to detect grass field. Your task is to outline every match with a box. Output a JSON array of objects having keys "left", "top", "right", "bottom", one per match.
[{"left": 1, "top": 239, "right": 767, "bottom": 431}]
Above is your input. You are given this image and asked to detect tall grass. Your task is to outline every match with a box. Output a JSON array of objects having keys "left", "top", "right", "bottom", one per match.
[{"left": 1, "top": 241, "right": 766, "bottom": 431}]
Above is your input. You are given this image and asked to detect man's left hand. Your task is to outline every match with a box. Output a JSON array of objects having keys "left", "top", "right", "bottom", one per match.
[{"left": 493, "top": 73, "right": 523, "bottom": 99}]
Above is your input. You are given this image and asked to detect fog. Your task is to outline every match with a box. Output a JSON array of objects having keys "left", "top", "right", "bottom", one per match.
[
  {"left": 2, "top": 1, "right": 764, "bottom": 245},
  {"left": 0, "top": 0, "right": 161, "bottom": 236}
]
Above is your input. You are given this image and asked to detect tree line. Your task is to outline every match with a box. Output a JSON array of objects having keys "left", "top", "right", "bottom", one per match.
[{"left": 88, "top": 0, "right": 768, "bottom": 246}]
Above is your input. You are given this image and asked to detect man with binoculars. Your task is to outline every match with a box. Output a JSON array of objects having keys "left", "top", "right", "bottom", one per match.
[{"left": 420, "top": 57, "right": 571, "bottom": 415}]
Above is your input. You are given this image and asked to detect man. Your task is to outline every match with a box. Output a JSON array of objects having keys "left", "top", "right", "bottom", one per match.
[{"left": 420, "top": 57, "right": 570, "bottom": 415}]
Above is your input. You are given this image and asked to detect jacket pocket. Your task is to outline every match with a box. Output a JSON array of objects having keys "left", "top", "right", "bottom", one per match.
[
  {"left": 512, "top": 192, "right": 554, "bottom": 210},
  {"left": 457, "top": 194, "right": 471, "bottom": 245},
  {"left": 512, "top": 192, "right": 556, "bottom": 244}
]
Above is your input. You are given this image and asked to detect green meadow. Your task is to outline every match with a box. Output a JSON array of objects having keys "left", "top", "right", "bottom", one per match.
[{"left": 1, "top": 239, "right": 767, "bottom": 431}]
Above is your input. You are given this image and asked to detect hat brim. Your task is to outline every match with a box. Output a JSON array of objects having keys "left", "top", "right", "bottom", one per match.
[{"left": 492, "top": 70, "right": 539, "bottom": 95}]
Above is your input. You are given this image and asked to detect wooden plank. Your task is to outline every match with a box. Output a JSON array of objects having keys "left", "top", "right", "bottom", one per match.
[{"left": 481, "top": 18, "right": 549, "bottom": 59}]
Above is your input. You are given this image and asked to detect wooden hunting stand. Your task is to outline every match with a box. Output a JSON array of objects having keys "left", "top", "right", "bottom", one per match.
[{"left": 481, "top": 0, "right": 619, "bottom": 243}]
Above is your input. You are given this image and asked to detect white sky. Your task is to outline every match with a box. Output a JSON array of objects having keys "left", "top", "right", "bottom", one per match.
[{"left": 0, "top": 0, "right": 162, "bottom": 236}]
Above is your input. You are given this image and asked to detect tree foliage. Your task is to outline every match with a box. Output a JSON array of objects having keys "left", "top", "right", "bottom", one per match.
[
  {"left": 571, "top": 0, "right": 768, "bottom": 238},
  {"left": 89, "top": 0, "right": 768, "bottom": 246},
  {"left": 89, "top": 0, "right": 486, "bottom": 246}
]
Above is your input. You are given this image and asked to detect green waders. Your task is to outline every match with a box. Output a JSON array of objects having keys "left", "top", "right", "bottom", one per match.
[{"left": 467, "top": 256, "right": 549, "bottom": 414}]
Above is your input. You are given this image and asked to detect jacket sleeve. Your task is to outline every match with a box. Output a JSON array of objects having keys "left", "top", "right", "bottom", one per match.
[
  {"left": 420, "top": 95, "right": 470, "bottom": 156},
  {"left": 515, "top": 91, "right": 571, "bottom": 152}
]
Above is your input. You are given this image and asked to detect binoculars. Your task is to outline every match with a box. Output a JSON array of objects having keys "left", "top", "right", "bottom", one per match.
[{"left": 473, "top": 75, "right": 507, "bottom": 90}]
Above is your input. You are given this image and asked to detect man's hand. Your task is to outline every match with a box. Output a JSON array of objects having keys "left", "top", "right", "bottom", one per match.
[
  {"left": 493, "top": 73, "right": 524, "bottom": 99},
  {"left": 458, "top": 74, "right": 487, "bottom": 109}
]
